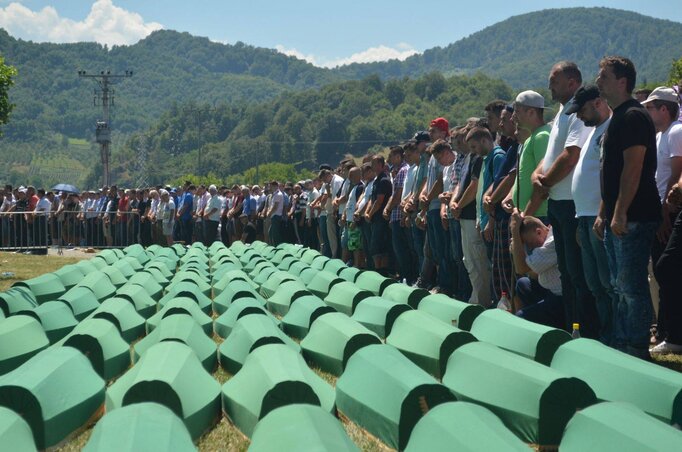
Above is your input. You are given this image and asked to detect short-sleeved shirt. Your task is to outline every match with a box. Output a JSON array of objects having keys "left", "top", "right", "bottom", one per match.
[
  {"left": 371, "top": 171, "right": 392, "bottom": 222},
  {"left": 411, "top": 152, "right": 430, "bottom": 197},
  {"left": 476, "top": 146, "right": 506, "bottom": 229},
  {"left": 391, "top": 162, "right": 409, "bottom": 222},
  {"left": 35, "top": 197, "right": 51, "bottom": 216},
  {"left": 306, "top": 189, "right": 319, "bottom": 219},
  {"left": 270, "top": 190, "right": 284, "bottom": 216},
  {"left": 458, "top": 154, "right": 483, "bottom": 221},
  {"left": 492, "top": 141, "right": 519, "bottom": 219},
  {"left": 572, "top": 118, "right": 611, "bottom": 217},
  {"left": 512, "top": 124, "right": 551, "bottom": 217},
  {"left": 345, "top": 183, "right": 364, "bottom": 220},
  {"left": 601, "top": 98, "right": 661, "bottom": 222},
  {"left": 656, "top": 120, "right": 682, "bottom": 202},
  {"left": 180, "top": 192, "right": 194, "bottom": 221},
  {"left": 326, "top": 174, "right": 345, "bottom": 214},
  {"left": 526, "top": 228, "right": 562, "bottom": 295},
  {"left": 442, "top": 162, "right": 457, "bottom": 219},
  {"left": 402, "top": 164, "right": 418, "bottom": 203},
  {"left": 542, "top": 102, "right": 592, "bottom": 200},
  {"left": 357, "top": 179, "right": 373, "bottom": 213},
  {"left": 206, "top": 195, "right": 223, "bottom": 222},
  {"left": 242, "top": 195, "right": 258, "bottom": 216},
  {"left": 425, "top": 155, "right": 444, "bottom": 211}
]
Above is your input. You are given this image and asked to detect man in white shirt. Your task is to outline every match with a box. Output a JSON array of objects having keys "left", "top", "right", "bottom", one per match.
[
  {"left": 510, "top": 211, "right": 564, "bottom": 329},
  {"left": 304, "top": 179, "right": 320, "bottom": 250},
  {"left": 203, "top": 185, "right": 222, "bottom": 246},
  {"left": 568, "top": 84, "right": 616, "bottom": 345},
  {"left": 267, "top": 180, "right": 284, "bottom": 245},
  {"left": 31, "top": 188, "right": 51, "bottom": 254},
  {"left": 531, "top": 61, "right": 595, "bottom": 337},
  {"left": 642, "top": 86, "right": 682, "bottom": 352}
]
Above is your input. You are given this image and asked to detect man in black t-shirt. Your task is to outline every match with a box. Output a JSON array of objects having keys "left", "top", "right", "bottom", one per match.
[
  {"left": 364, "top": 155, "right": 393, "bottom": 274},
  {"left": 596, "top": 56, "right": 661, "bottom": 359}
]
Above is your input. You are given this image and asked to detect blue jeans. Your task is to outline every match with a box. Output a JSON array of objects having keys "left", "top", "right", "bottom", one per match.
[
  {"left": 391, "top": 221, "right": 415, "bottom": 284},
  {"left": 578, "top": 216, "right": 617, "bottom": 345},
  {"left": 411, "top": 217, "right": 425, "bottom": 273},
  {"left": 604, "top": 221, "right": 658, "bottom": 354},
  {"left": 319, "top": 215, "right": 331, "bottom": 257},
  {"left": 427, "top": 209, "right": 452, "bottom": 292},
  {"left": 448, "top": 218, "right": 472, "bottom": 301},
  {"left": 548, "top": 199, "right": 598, "bottom": 337}
]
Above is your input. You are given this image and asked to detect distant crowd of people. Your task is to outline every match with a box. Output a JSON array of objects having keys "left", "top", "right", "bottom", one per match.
[{"left": 1, "top": 56, "right": 681, "bottom": 360}]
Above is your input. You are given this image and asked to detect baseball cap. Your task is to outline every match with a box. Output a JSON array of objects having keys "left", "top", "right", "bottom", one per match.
[
  {"left": 429, "top": 117, "right": 450, "bottom": 136},
  {"left": 515, "top": 90, "right": 546, "bottom": 109},
  {"left": 641, "top": 86, "right": 679, "bottom": 105},
  {"left": 564, "top": 84, "right": 601, "bottom": 115},
  {"left": 319, "top": 164, "right": 333, "bottom": 171},
  {"left": 412, "top": 131, "right": 430, "bottom": 143}
]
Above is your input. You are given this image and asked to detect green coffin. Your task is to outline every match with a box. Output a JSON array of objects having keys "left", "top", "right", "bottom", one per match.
[
  {"left": 301, "top": 312, "right": 381, "bottom": 376},
  {"left": 281, "top": 295, "right": 334, "bottom": 339},
  {"left": 355, "top": 271, "right": 395, "bottom": 296},
  {"left": 266, "top": 280, "right": 311, "bottom": 316},
  {"left": 97, "top": 250, "right": 118, "bottom": 265},
  {"left": 243, "top": 257, "right": 268, "bottom": 274},
  {"left": 100, "top": 266, "right": 128, "bottom": 288},
  {"left": 145, "top": 261, "right": 175, "bottom": 279},
  {"left": 221, "top": 344, "right": 336, "bottom": 438},
  {"left": 84, "top": 402, "right": 195, "bottom": 452},
  {"left": 560, "top": 402, "right": 682, "bottom": 452},
  {"left": 106, "top": 341, "right": 221, "bottom": 440},
  {"left": 336, "top": 344, "right": 456, "bottom": 450},
  {"left": 213, "top": 269, "right": 254, "bottom": 295},
  {"left": 212, "top": 279, "right": 264, "bottom": 315},
  {"left": 60, "top": 318, "right": 131, "bottom": 380},
  {"left": 0, "top": 347, "right": 105, "bottom": 449},
  {"left": 20, "top": 301, "right": 77, "bottom": 343},
  {"left": 111, "top": 259, "right": 137, "bottom": 278},
  {"left": 382, "top": 284, "right": 429, "bottom": 308},
  {"left": 0, "top": 406, "right": 37, "bottom": 451},
  {"left": 127, "top": 272, "right": 164, "bottom": 300},
  {"left": 323, "top": 258, "right": 347, "bottom": 275},
  {"left": 417, "top": 294, "right": 484, "bottom": 331},
  {"left": 276, "top": 256, "right": 298, "bottom": 271},
  {"left": 300, "top": 248, "right": 322, "bottom": 264},
  {"left": 74, "top": 259, "right": 99, "bottom": 275},
  {"left": 160, "top": 282, "right": 212, "bottom": 314},
  {"left": 405, "top": 401, "right": 528, "bottom": 452},
  {"left": 323, "top": 281, "right": 372, "bottom": 315},
  {"left": 306, "top": 271, "right": 344, "bottom": 299},
  {"left": 442, "top": 341, "right": 596, "bottom": 446},
  {"left": 298, "top": 267, "right": 319, "bottom": 285},
  {"left": 143, "top": 266, "right": 171, "bottom": 285},
  {"left": 0, "top": 315, "right": 49, "bottom": 375},
  {"left": 90, "top": 256, "right": 109, "bottom": 270},
  {"left": 212, "top": 264, "right": 247, "bottom": 284},
  {"left": 214, "top": 298, "right": 276, "bottom": 339},
  {"left": 75, "top": 271, "right": 117, "bottom": 301},
  {"left": 337, "top": 266, "right": 362, "bottom": 283},
  {"left": 251, "top": 265, "right": 279, "bottom": 287},
  {"left": 351, "top": 296, "right": 412, "bottom": 338},
  {"left": 249, "top": 404, "right": 358, "bottom": 452},
  {"left": 310, "top": 255, "right": 330, "bottom": 271},
  {"left": 167, "top": 276, "right": 211, "bottom": 298},
  {"left": 13, "top": 273, "right": 66, "bottom": 304},
  {"left": 0, "top": 287, "right": 38, "bottom": 316},
  {"left": 219, "top": 315, "right": 299, "bottom": 374},
  {"left": 470, "top": 309, "right": 571, "bottom": 365},
  {"left": 551, "top": 338, "right": 682, "bottom": 425},
  {"left": 286, "top": 261, "right": 311, "bottom": 278},
  {"left": 146, "top": 297, "right": 213, "bottom": 336},
  {"left": 116, "top": 283, "right": 157, "bottom": 319},
  {"left": 387, "top": 310, "right": 477, "bottom": 378},
  {"left": 57, "top": 286, "right": 101, "bottom": 320},
  {"left": 260, "top": 271, "right": 299, "bottom": 298},
  {"left": 134, "top": 313, "right": 217, "bottom": 372},
  {"left": 53, "top": 264, "right": 85, "bottom": 290},
  {"left": 89, "top": 297, "right": 146, "bottom": 343}
]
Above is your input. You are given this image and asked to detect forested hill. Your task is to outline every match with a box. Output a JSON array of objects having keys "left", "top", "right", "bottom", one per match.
[{"left": 334, "top": 7, "right": 682, "bottom": 88}]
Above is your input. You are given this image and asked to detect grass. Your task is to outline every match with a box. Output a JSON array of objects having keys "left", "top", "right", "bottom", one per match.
[{"left": 6, "top": 251, "right": 680, "bottom": 452}]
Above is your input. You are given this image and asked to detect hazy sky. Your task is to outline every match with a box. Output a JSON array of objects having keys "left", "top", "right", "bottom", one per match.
[{"left": 1, "top": 0, "right": 679, "bottom": 67}]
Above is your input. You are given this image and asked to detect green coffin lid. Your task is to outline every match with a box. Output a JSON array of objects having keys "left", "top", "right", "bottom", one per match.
[
  {"left": 351, "top": 296, "right": 412, "bottom": 338},
  {"left": 323, "top": 281, "right": 372, "bottom": 315},
  {"left": 89, "top": 297, "right": 146, "bottom": 343},
  {"left": 75, "top": 271, "right": 116, "bottom": 301},
  {"left": 0, "top": 406, "right": 37, "bottom": 451},
  {"left": 214, "top": 298, "right": 275, "bottom": 339},
  {"left": 306, "top": 271, "right": 344, "bottom": 299},
  {"left": 0, "top": 315, "right": 49, "bottom": 375},
  {"left": 266, "top": 280, "right": 311, "bottom": 316},
  {"left": 417, "top": 294, "right": 484, "bottom": 331},
  {"left": 116, "top": 283, "right": 157, "bottom": 319},
  {"left": 57, "top": 286, "right": 101, "bottom": 321},
  {"left": 146, "top": 297, "right": 212, "bottom": 336},
  {"left": 281, "top": 295, "right": 334, "bottom": 339},
  {"left": 19, "top": 301, "right": 78, "bottom": 344},
  {"left": 12, "top": 273, "right": 66, "bottom": 304},
  {"left": 0, "top": 287, "right": 38, "bottom": 316},
  {"left": 382, "top": 284, "right": 429, "bottom": 308},
  {"left": 53, "top": 264, "right": 86, "bottom": 290},
  {"left": 355, "top": 271, "right": 395, "bottom": 296}
]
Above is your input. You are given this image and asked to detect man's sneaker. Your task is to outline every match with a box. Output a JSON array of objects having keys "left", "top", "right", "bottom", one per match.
[{"left": 650, "top": 341, "right": 682, "bottom": 355}]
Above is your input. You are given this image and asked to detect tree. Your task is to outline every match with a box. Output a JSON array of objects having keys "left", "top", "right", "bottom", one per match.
[
  {"left": 0, "top": 56, "right": 17, "bottom": 135},
  {"left": 668, "top": 56, "right": 682, "bottom": 87}
]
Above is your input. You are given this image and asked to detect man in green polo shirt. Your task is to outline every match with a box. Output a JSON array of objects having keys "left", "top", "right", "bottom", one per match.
[{"left": 503, "top": 90, "right": 551, "bottom": 220}]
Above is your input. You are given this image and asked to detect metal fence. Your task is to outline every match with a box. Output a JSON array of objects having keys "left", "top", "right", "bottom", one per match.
[{"left": 0, "top": 211, "right": 144, "bottom": 253}]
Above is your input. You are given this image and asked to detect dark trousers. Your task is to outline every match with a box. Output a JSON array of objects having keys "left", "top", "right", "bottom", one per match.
[
  {"left": 652, "top": 212, "right": 678, "bottom": 340},
  {"left": 305, "top": 218, "right": 320, "bottom": 250},
  {"left": 515, "top": 276, "right": 565, "bottom": 329},
  {"left": 391, "top": 221, "right": 416, "bottom": 284},
  {"left": 654, "top": 210, "right": 682, "bottom": 344},
  {"left": 204, "top": 220, "right": 219, "bottom": 246},
  {"left": 179, "top": 219, "right": 193, "bottom": 245},
  {"left": 269, "top": 215, "right": 283, "bottom": 245},
  {"left": 548, "top": 199, "right": 599, "bottom": 338},
  {"left": 33, "top": 216, "right": 48, "bottom": 254},
  {"left": 319, "top": 216, "right": 331, "bottom": 257},
  {"left": 448, "top": 218, "right": 472, "bottom": 301}
]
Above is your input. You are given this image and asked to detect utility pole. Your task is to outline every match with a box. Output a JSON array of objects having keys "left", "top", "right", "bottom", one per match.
[{"left": 78, "top": 70, "right": 133, "bottom": 186}]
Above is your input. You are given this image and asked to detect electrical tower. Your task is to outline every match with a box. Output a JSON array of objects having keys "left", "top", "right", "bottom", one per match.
[{"left": 77, "top": 70, "right": 133, "bottom": 186}]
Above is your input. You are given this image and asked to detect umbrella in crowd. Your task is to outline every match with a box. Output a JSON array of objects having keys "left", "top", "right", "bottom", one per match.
[{"left": 51, "top": 183, "right": 80, "bottom": 194}]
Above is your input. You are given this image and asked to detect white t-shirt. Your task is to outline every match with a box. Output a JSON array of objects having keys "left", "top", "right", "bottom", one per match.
[
  {"left": 356, "top": 179, "right": 374, "bottom": 212},
  {"left": 345, "top": 183, "right": 363, "bottom": 220},
  {"left": 206, "top": 195, "right": 223, "bottom": 222},
  {"left": 35, "top": 197, "right": 51, "bottom": 216},
  {"left": 572, "top": 118, "right": 611, "bottom": 217},
  {"left": 402, "top": 164, "right": 418, "bottom": 202},
  {"left": 326, "top": 174, "right": 345, "bottom": 214},
  {"left": 306, "top": 188, "right": 320, "bottom": 219},
  {"left": 526, "top": 228, "right": 562, "bottom": 296},
  {"left": 656, "top": 120, "right": 682, "bottom": 202},
  {"left": 270, "top": 190, "right": 284, "bottom": 216},
  {"left": 0, "top": 195, "right": 14, "bottom": 212},
  {"left": 542, "top": 101, "right": 591, "bottom": 200}
]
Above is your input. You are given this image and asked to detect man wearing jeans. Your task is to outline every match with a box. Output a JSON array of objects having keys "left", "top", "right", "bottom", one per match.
[
  {"left": 568, "top": 84, "right": 616, "bottom": 345},
  {"left": 596, "top": 56, "right": 661, "bottom": 359},
  {"left": 383, "top": 145, "right": 412, "bottom": 283},
  {"left": 531, "top": 61, "right": 595, "bottom": 337}
]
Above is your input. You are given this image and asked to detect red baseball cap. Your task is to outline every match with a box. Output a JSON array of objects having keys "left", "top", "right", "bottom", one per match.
[{"left": 429, "top": 117, "right": 450, "bottom": 136}]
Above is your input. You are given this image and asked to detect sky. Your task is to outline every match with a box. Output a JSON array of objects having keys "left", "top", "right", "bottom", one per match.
[{"left": 0, "top": 0, "right": 679, "bottom": 68}]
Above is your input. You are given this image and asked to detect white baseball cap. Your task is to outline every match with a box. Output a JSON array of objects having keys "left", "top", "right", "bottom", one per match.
[
  {"left": 641, "top": 86, "right": 679, "bottom": 104},
  {"left": 515, "top": 90, "right": 547, "bottom": 109}
]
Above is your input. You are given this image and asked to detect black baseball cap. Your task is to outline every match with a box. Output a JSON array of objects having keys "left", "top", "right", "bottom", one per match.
[
  {"left": 412, "top": 131, "right": 430, "bottom": 143},
  {"left": 319, "top": 164, "right": 333, "bottom": 171},
  {"left": 564, "top": 85, "right": 601, "bottom": 115}
]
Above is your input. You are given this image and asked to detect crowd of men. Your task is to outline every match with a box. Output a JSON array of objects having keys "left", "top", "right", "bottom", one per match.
[{"left": 1, "top": 56, "right": 681, "bottom": 360}]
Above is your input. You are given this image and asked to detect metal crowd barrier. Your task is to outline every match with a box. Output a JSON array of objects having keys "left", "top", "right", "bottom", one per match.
[{"left": 0, "top": 210, "right": 143, "bottom": 253}]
